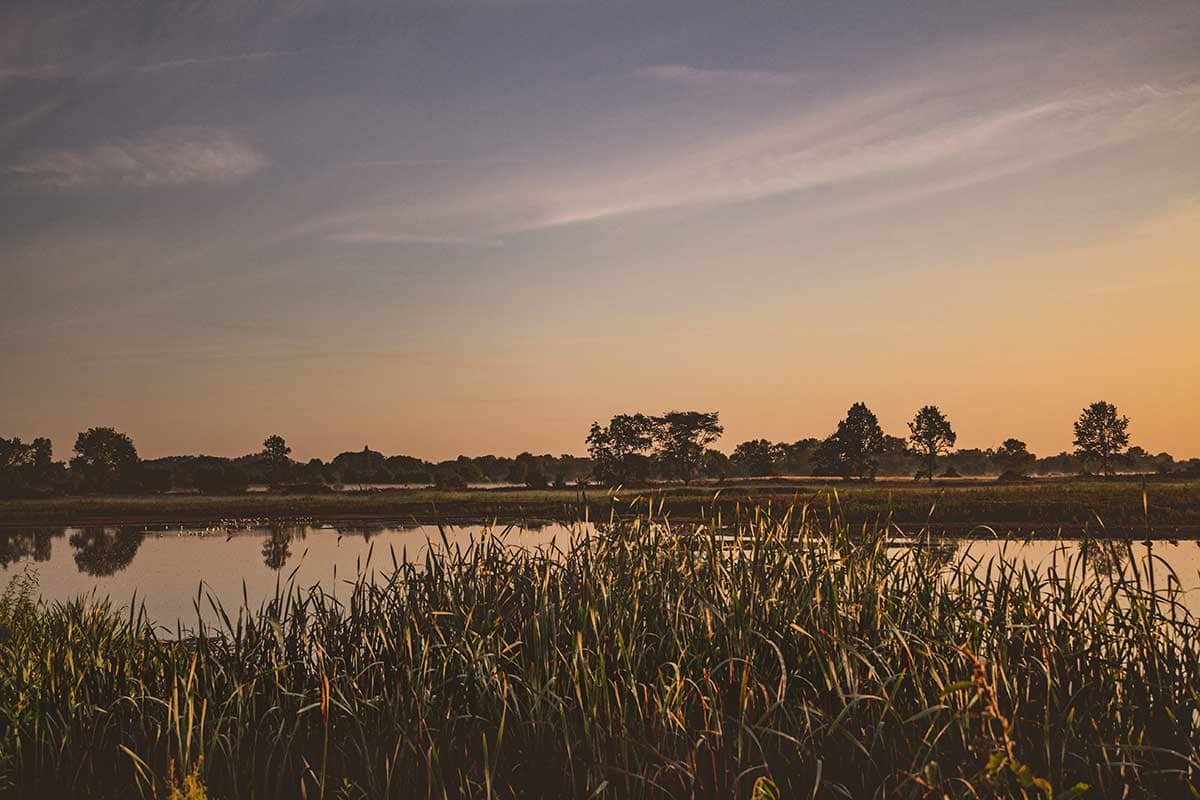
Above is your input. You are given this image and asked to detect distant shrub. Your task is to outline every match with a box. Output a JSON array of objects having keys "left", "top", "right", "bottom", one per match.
[
  {"left": 193, "top": 465, "right": 249, "bottom": 495},
  {"left": 524, "top": 468, "right": 549, "bottom": 490},
  {"left": 433, "top": 469, "right": 468, "bottom": 490},
  {"left": 140, "top": 468, "right": 174, "bottom": 494},
  {"left": 268, "top": 482, "right": 335, "bottom": 495},
  {"left": 939, "top": 466, "right": 961, "bottom": 478},
  {"left": 997, "top": 468, "right": 1030, "bottom": 483}
]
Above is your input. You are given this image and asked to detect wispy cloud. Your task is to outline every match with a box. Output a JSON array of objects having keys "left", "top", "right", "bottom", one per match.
[
  {"left": 5, "top": 127, "right": 267, "bottom": 189},
  {"left": 138, "top": 50, "right": 292, "bottom": 72},
  {"left": 342, "top": 158, "right": 542, "bottom": 168},
  {"left": 330, "top": 231, "right": 505, "bottom": 247},
  {"left": 0, "top": 100, "right": 62, "bottom": 143},
  {"left": 494, "top": 78, "right": 1200, "bottom": 231},
  {"left": 0, "top": 63, "right": 63, "bottom": 81},
  {"left": 301, "top": 60, "right": 1200, "bottom": 246},
  {"left": 635, "top": 64, "right": 805, "bottom": 89}
]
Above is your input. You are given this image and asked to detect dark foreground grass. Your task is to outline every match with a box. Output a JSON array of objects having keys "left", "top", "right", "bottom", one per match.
[
  {"left": 2, "top": 509, "right": 1200, "bottom": 798},
  {"left": 3, "top": 478, "right": 1200, "bottom": 534}
]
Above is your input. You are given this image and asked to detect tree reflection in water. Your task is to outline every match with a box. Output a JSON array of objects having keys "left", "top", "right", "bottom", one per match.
[
  {"left": 262, "top": 524, "right": 306, "bottom": 570},
  {"left": 1081, "top": 539, "right": 1132, "bottom": 581},
  {"left": 0, "top": 528, "right": 60, "bottom": 568},
  {"left": 334, "top": 524, "right": 381, "bottom": 544},
  {"left": 69, "top": 527, "right": 144, "bottom": 576}
]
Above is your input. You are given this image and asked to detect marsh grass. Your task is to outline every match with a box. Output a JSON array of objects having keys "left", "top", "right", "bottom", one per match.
[
  {"left": 4, "top": 478, "right": 1200, "bottom": 533},
  {"left": 1, "top": 505, "right": 1199, "bottom": 798}
]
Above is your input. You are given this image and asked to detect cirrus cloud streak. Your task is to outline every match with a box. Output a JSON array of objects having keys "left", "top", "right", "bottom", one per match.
[{"left": 5, "top": 127, "right": 267, "bottom": 189}]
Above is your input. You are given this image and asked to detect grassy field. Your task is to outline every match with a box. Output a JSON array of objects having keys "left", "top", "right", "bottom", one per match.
[
  {"left": 2, "top": 478, "right": 1199, "bottom": 536},
  {"left": 2, "top": 511, "right": 1198, "bottom": 798}
]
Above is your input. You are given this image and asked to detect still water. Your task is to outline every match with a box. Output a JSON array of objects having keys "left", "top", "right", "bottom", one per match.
[
  {"left": 0, "top": 522, "right": 574, "bottom": 628},
  {"left": 3, "top": 522, "right": 1200, "bottom": 628}
]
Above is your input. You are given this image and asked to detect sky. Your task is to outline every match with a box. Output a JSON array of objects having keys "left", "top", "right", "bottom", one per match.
[{"left": 2, "top": 0, "right": 1198, "bottom": 462}]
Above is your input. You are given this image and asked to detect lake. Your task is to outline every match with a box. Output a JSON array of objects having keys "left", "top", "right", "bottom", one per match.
[
  {"left": 3, "top": 521, "right": 1200, "bottom": 628},
  {"left": 0, "top": 521, "right": 575, "bottom": 628}
]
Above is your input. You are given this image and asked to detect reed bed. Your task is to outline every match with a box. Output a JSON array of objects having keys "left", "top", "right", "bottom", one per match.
[{"left": 1, "top": 506, "right": 1198, "bottom": 799}]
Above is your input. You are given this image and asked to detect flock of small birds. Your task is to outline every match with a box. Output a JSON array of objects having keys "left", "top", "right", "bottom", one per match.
[{"left": 139, "top": 517, "right": 320, "bottom": 543}]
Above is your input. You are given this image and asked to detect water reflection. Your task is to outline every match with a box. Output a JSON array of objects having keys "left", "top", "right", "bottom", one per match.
[
  {"left": 261, "top": 524, "right": 308, "bottom": 570},
  {"left": 1080, "top": 539, "right": 1131, "bottom": 579},
  {"left": 1, "top": 524, "right": 1199, "bottom": 629},
  {"left": 0, "top": 529, "right": 55, "bottom": 567},
  {"left": 70, "top": 527, "right": 144, "bottom": 576},
  {"left": 0, "top": 521, "right": 571, "bottom": 626}
]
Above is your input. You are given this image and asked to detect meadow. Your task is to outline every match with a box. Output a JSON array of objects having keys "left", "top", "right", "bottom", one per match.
[
  {"left": 2, "top": 477, "right": 1199, "bottom": 536},
  {"left": 2, "top": 505, "right": 1199, "bottom": 798}
]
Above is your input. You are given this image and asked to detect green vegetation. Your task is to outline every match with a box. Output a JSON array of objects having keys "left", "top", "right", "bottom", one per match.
[
  {"left": 2, "top": 508, "right": 1199, "bottom": 798},
  {"left": 2, "top": 479, "right": 1199, "bottom": 534}
]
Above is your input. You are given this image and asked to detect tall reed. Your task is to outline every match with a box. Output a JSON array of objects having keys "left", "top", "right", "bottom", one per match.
[{"left": 1, "top": 506, "right": 1197, "bottom": 798}]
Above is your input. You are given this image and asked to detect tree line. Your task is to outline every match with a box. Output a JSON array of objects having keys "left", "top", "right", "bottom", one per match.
[
  {"left": 0, "top": 430, "right": 594, "bottom": 498},
  {"left": 1, "top": 400, "right": 1196, "bottom": 497},
  {"left": 586, "top": 401, "right": 1193, "bottom": 484}
]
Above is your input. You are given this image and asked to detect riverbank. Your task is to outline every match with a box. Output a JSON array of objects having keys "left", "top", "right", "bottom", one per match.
[{"left": 2, "top": 478, "right": 1197, "bottom": 536}]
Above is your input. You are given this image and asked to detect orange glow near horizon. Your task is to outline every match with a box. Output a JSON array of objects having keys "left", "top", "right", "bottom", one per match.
[{"left": 2, "top": 2, "right": 1198, "bottom": 463}]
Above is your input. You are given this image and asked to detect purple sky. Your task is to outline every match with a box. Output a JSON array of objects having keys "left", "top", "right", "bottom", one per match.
[{"left": 2, "top": 0, "right": 1199, "bottom": 460}]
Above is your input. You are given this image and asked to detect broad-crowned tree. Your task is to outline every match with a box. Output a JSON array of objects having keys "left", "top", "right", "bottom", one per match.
[
  {"left": 908, "top": 406, "right": 956, "bottom": 481},
  {"left": 1073, "top": 401, "right": 1130, "bottom": 476},
  {"left": 812, "top": 402, "right": 886, "bottom": 480}
]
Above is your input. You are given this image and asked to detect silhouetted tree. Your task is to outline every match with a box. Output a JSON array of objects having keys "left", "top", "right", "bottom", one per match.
[
  {"left": 331, "top": 447, "right": 388, "bottom": 482},
  {"left": 586, "top": 413, "right": 656, "bottom": 485},
  {"left": 775, "top": 438, "right": 821, "bottom": 476},
  {"left": 506, "top": 452, "right": 539, "bottom": 485},
  {"left": 524, "top": 465, "right": 549, "bottom": 489},
  {"left": 193, "top": 464, "right": 249, "bottom": 494},
  {"left": 730, "top": 439, "right": 779, "bottom": 477},
  {"left": 1073, "top": 401, "right": 1130, "bottom": 476},
  {"left": 432, "top": 466, "right": 468, "bottom": 489},
  {"left": 701, "top": 449, "right": 731, "bottom": 480},
  {"left": 652, "top": 411, "right": 723, "bottom": 483},
  {"left": 877, "top": 435, "right": 916, "bottom": 476},
  {"left": 993, "top": 438, "right": 1036, "bottom": 477},
  {"left": 261, "top": 434, "right": 292, "bottom": 482},
  {"left": 70, "top": 428, "right": 140, "bottom": 492},
  {"left": 813, "top": 403, "right": 885, "bottom": 480},
  {"left": 1036, "top": 451, "right": 1084, "bottom": 475},
  {"left": 385, "top": 454, "right": 433, "bottom": 484},
  {"left": 0, "top": 437, "right": 50, "bottom": 497},
  {"left": 908, "top": 406, "right": 956, "bottom": 481}
]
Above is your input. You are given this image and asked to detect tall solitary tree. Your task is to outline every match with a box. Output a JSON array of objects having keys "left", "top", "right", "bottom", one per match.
[
  {"left": 908, "top": 405, "right": 956, "bottom": 481},
  {"left": 1073, "top": 401, "right": 1130, "bottom": 476},
  {"left": 261, "top": 434, "right": 293, "bottom": 482},
  {"left": 652, "top": 411, "right": 724, "bottom": 483},
  {"left": 70, "top": 427, "right": 140, "bottom": 492},
  {"left": 812, "top": 402, "right": 886, "bottom": 480}
]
